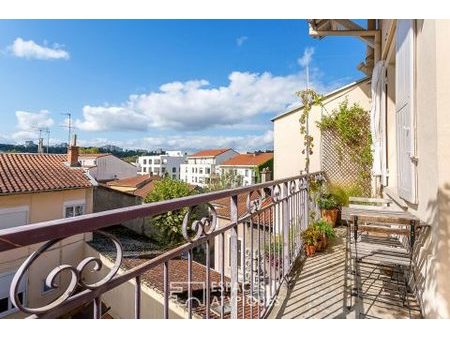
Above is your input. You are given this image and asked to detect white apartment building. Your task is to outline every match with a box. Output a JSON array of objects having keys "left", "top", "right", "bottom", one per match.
[
  {"left": 218, "top": 152, "right": 274, "bottom": 186},
  {"left": 180, "top": 148, "right": 239, "bottom": 187},
  {"left": 137, "top": 151, "right": 186, "bottom": 179}
]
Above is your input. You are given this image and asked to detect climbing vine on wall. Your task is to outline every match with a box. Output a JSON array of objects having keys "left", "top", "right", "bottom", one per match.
[
  {"left": 316, "top": 100, "right": 373, "bottom": 185},
  {"left": 296, "top": 88, "right": 323, "bottom": 172}
]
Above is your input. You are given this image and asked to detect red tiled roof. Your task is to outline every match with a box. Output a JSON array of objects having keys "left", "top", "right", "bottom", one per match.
[
  {"left": 122, "top": 257, "right": 260, "bottom": 319},
  {"left": 0, "top": 153, "right": 93, "bottom": 195},
  {"left": 106, "top": 174, "right": 161, "bottom": 199},
  {"left": 188, "top": 149, "right": 231, "bottom": 158},
  {"left": 107, "top": 174, "right": 153, "bottom": 188},
  {"left": 212, "top": 192, "right": 273, "bottom": 225},
  {"left": 220, "top": 153, "right": 273, "bottom": 167}
]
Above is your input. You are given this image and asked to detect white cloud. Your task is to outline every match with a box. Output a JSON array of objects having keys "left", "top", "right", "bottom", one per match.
[
  {"left": 75, "top": 66, "right": 325, "bottom": 133},
  {"left": 80, "top": 130, "right": 274, "bottom": 153},
  {"left": 236, "top": 36, "right": 248, "bottom": 46},
  {"left": 9, "top": 38, "right": 70, "bottom": 60},
  {"left": 12, "top": 110, "right": 54, "bottom": 141},
  {"left": 298, "top": 47, "right": 314, "bottom": 68}
]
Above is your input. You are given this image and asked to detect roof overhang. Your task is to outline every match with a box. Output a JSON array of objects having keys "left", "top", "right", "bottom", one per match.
[{"left": 307, "top": 19, "right": 380, "bottom": 75}]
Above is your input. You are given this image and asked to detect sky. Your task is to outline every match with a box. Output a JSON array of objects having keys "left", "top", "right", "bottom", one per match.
[{"left": 0, "top": 20, "right": 367, "bottom": 152}]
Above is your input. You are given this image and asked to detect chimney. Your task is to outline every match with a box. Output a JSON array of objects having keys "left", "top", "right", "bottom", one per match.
[
  {"left": 260, "top": 167, "right": 272, "bottom": 183},
  {"left": 68, "top": 134, "right": 80, "bottom": 167}
]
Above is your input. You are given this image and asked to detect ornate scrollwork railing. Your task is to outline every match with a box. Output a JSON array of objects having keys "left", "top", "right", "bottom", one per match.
[{"left": 9, "top": 231, "right": 123, "bottom": 314}]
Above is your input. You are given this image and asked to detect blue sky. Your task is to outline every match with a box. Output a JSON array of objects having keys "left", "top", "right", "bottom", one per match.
[{"left": 0, "top": 20, "right": 367, "bottom": 152}]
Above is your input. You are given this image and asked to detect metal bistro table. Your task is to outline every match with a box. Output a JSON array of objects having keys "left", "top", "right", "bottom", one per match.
[{"left": 341, "top": 204, "right": 421, "bottom": 314}]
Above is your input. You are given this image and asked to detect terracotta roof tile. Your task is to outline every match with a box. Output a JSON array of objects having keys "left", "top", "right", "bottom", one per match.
[
  {"left": 122, "top": 257, "right": 260, "bottom": 319},
  {"left": 220, "top": 153, "right": 273, "bottom": 167},
  {"left": 0, "top": 153, "right": 93, "bottom": 195},
  {"left": 188, "top": 149, "right": 231, "bottom": 158}
]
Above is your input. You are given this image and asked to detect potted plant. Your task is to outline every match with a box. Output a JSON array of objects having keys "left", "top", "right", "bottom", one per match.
[
  {"left": 301, "top": 228, "right": 321, "bottom": 257},
  {"left": 312, "top": 219, "right": 335, "bottom": 250},
  {"left": 317, "top": 193, "right": 340, "bottom": 227}
]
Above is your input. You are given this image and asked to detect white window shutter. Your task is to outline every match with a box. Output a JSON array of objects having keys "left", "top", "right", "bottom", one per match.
[{"left": 395, "top": 19, "right": 417, "bottom": 203}]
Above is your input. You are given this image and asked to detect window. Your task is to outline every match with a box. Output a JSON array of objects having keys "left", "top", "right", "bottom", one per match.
[
  {"left": 395, "top": 19, "right": 417, "bottom": 203},
  {"left": 148, "top": 159, "right": 152, "bottom": 165},
  {"left": 199, "top": 168, "right": 203, "bottom": 174},
  {"left": 143, "top": 159, "right": 147, "bottom": 165},
  {"left": 143, "top": 167, "right": 147, "bottom": 173},
  {"left": 206, "top": 168, "right": 211, "bottom": 174},
  {"left": 172, "top": 167, "right": 176, "bottom": 173},
  {"left": 154, "top": 159, "right": 161, "bottom": 165},
  {"left": 245, "top": 169, "right": 249, "bottom": 177},
  {"left": 192, "top": 167, "right": 195, "bottom": 173},
  {"left": 228, "top": 238, "right": 242, "bottom": 268},
  {"left": 64, "top": 201, "right": 85, "bottom": 218},
  {"left": 161, "top": 167, "right": 166, "bottom": 173},
  {"left": 0, "top": 272, "right": 26, "bottom": 318},
  {"left": 172, "top": 174, "right": 177, "bottom": 179}
]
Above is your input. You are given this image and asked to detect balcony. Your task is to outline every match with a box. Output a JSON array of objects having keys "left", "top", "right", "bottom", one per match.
[{"left": 0, "top": 172, "right": 421, "bottom": 319}]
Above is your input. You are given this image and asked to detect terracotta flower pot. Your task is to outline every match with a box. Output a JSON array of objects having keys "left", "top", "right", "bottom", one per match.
[
  {"left": 305, "top": 244, "right": 316, "bottom": 257},
  {"left": 321, "top": 208, "right": 339, "bottom": 227}
]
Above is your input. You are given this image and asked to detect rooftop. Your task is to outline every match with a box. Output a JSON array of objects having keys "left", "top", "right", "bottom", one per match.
[
  {"left": 188, "top": 148, "right": 232, "bottom": 158},
  {"left": 220, "top": 153, "right": 273, "bottom": 167},
  {"left": 106, "top": 174, "right": 161, "bottom": 198},
  {"left": 0, "top": 153, "right": 93, "bottom": 195}
]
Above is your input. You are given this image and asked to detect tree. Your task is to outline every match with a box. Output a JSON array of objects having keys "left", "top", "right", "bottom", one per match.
[
  {"left": 207, "top": 169, "right": 243, "bottom": 191},
  {"left": 144, "top": 177, "right": 201, "bottom": 247}
]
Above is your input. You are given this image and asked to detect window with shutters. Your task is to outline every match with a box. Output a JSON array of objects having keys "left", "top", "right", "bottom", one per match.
[{"left": 395, "top": 19, "right": 417, "bottom": 203}]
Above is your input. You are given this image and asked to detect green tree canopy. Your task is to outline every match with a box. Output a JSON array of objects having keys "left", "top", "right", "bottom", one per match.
[{"left": 144, "top": 177, "right": 199, "bottom": 247}]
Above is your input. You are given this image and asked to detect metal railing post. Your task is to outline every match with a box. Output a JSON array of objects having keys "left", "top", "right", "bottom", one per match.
[
  {"left": 230, "top": 194, "right": 239, "bottom": 319},
  {"left": 282, "top": 182, "right": 290, "bottom": 276}
]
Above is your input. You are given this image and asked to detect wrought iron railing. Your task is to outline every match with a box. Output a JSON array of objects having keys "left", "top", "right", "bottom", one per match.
[{"left": 0, "top": 172, "right": 324, "bottom": 319}]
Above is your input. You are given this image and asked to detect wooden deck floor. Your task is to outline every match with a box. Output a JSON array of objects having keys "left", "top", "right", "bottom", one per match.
[{"left": 269, "top": 227, "right": 422, "bottom": 319}]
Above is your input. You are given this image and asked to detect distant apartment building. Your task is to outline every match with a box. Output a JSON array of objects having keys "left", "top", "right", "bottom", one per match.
[
  {"left": 137, "top": 151, "right": 186, "bottom": 179},
  {"left": 180, "top": 149, "right": 239, "bottom": 187},
  {"left": 218, "top": 152, "right": 274, "bottom": 186},
  {"left": 78, "top": 153, "right": 137, "bottom": 182}
]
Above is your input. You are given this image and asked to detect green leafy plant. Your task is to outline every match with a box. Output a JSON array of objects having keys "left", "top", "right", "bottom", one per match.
[
  {"left": 312, "top": 219, "right": 335, "bottom": 239},
  {"left": 328, "top": 183, "right": 365, "bottom": 207},
  {"left": 316, "top": 100, "right": 373, "bottom": 188},
  {"left": 296, "top": 89, "right": 324, "bottom": 172},
  {"left": 317, "top": 193, "right": 340, "bottom": 210},
  {"left": 301, "top": 227, "right": 321, "bottom": 246},
  {"left": 145, "top": 177, "right": 204, "bottom": 247}
]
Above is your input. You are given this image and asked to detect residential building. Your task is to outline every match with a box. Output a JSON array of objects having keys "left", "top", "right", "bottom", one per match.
[
  {"left": 272, "top": 78, "right": 371, "bottom": 180},
  {"left": 0, "top": 149, "right": 94, "bottom": 318},
  {"left": 137, "top": 151, "right": 186, "bottom": 179},
  {"left": 305, "top": 19, "right": 450, "bottom": 318},
  {"left": 180, "top": 149, "right": 239, "bottom": 187},
  {"left": 218, "top": 152, "right": 274, "bottom": 186},
  {"left": 78, "top": 153, "right": 137, "bottom": 182}
]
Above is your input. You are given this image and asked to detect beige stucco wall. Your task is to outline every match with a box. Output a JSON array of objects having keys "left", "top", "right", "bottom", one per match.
[
  {"left": 380, "top": 19, "right": 450, "bottom": 318},
  {"left": 0, "top": 188, "right": 93, "bottom": 318},
  {"left": 273, "top": 80, "right": 371, "bottom": 180},
  {"left": 83, "top": 245, "right": 187, "bottom": 319}
]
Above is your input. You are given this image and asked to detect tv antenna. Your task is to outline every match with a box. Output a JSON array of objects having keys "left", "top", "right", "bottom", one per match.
[
  {"left": 60, "top": 113, "right": 75, "bottom": 148},
  {"left": 35, "top": 127, "right": 50, "bottom": 153}
]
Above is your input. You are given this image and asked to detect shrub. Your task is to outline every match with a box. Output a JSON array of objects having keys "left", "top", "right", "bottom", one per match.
[
  {"left": 312, "top": 219, "right": 335, "bottom": 239},
  {"left": 317, "top": 193, "right": 340, "bottom": 210},
  {"left": 301, "top": 227, "right": 321, "bottom": 246}
]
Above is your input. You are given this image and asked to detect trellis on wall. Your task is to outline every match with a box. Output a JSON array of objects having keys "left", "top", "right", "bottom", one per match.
[{"left": 320, "top": 128, "right": 372, "bottom": 196}]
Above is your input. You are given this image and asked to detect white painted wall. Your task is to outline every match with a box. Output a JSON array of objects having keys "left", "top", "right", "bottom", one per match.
[{"left": 137, "top": 152, "right": 186, "bottom": 179}]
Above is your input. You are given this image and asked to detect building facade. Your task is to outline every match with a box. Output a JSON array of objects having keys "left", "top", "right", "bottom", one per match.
[
  {"left": 218, "top": 152, "right": 274, "bottom": 186},
  {"left": 137, "top": 151, "right": 186, "bottom": 179},
  {"left": 79, "top": 153, "right": 137, "bottom": 182},
  {"left": 180, "top": 149, "right": 239, "bottom": 187},
  {"left": 0, "top": 152, "right": 94, "bottom": 319},
  {"left": 272, "top": 78, "right": 371, "bottom": 180}
]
